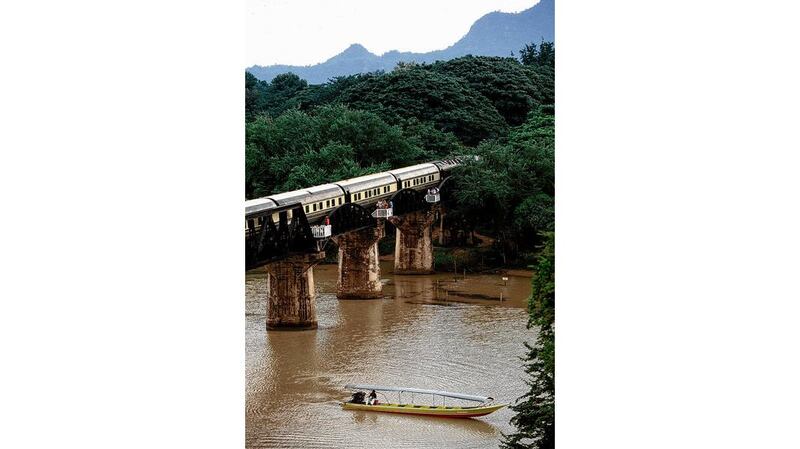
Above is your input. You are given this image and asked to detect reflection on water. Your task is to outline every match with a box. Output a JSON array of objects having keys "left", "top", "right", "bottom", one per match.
[{"left": 246, "top": 261, "right": 534, "bottom": 449}]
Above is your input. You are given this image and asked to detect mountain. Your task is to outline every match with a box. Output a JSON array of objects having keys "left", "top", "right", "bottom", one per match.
[{"left": 247, "top": 0, "right": 554, "bottom": 84}]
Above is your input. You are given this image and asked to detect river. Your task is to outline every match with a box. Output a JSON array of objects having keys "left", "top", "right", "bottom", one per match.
[{"left": 246, "top": 260, "right": 535, "bottom": 448}]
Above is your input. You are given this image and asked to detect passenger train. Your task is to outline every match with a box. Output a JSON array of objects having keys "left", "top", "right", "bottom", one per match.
[{"left": 245, "top": 158, "right": 471, "bottom": 232}]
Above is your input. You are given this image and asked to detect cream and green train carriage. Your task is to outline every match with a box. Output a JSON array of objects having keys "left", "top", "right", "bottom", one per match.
[
  {"left": 301, "top": 184, "right": 346, "bottom": 220},
  {"left": 389, "top": 163, "right": 440, "bottom": 191},
  {"left": 333, "top": 172, "right": 397, "bottom": 207}
]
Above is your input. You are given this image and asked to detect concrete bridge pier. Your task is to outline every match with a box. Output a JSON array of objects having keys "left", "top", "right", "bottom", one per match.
[
  {"left": 390, "top": 208, "right": 437, "bottom": 275},
  {"left": 265, "top": 251, "right": 324, "bottom": 329},
  {"left": 332, "top": 225, "right": 385, "bottom": 299}
]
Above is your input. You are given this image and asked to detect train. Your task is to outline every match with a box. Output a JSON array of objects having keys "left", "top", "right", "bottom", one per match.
[{"left": 245, "top": 157, "right": 472, "bottom": 232}]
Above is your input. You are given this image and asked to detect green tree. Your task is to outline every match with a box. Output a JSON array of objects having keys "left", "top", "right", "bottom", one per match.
[
  {"left": 449, "top": 104, "right": 554, "bottom": 256},
  {"left": 293, "top": 73, "right": 379, "bottom": 111},
  {"left": 338, "top": 67, "right": 508, "bottom": 146},
  {"left": 245, "top": 72, "right": 270, "bottom": 121},
  {"left": 427, "top": 56, "right": 542, "bottom": 126},
  {"left": 315, "top": 104, "right": 425, "bottom": 167},
  {"left": 264, "top": 73, "right": 308, "bottom": 117},
  {"left": 276, "top": 142, "right": 388, "bottom": 192},
  {"left": 519, "top": 41, "right": 555, "bottom": 69},
  {"left": 519, "top": 42, "right": 555, "bottom": 106},
  {"left": 502, "top": 232, "right": 555, "bottom": 449}
]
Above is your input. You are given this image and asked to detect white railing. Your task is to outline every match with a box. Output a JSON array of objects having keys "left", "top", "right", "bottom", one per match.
[
  {"left": 311, "top": 224, "right": 332, "bottom": 238},
  {"left": 372, "top": 208, "right": 393, "bottom": 218},
  {"left": 425, "top": 194, "right": 440, "bottom": 203}
]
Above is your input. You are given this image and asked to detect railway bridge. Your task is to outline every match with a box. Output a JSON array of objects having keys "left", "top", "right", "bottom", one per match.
[{"left": 245, "top": 158, "right": 469, "bottom": 329}]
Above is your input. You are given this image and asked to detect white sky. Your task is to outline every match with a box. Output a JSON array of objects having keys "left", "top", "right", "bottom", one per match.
[{"left": 247, "top": 0, "right": 540, "bottom": 67}]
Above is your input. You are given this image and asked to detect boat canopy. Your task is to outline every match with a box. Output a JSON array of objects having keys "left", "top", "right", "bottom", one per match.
[{"left": 344, "top": 384, "right": 492, "bottom": 403}]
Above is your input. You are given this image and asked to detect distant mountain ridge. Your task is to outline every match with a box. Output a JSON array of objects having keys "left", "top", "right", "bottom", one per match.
[{"left": 247, "top": 0, "right": 554, "bottom": 84}]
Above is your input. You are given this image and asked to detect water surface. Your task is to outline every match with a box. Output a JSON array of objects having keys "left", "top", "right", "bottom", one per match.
[{"left": 246, "top": 261, "right": 534, "bottom": 448}]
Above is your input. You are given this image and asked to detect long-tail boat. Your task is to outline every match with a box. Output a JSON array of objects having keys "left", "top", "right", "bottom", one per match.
[{"left": 341, "top": 384, "right": 507, "bottom": 418}]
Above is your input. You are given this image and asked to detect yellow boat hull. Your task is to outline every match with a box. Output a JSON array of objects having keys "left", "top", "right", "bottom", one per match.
[{"left": 341, "top": 402, "right": 507, "bottom": 418}]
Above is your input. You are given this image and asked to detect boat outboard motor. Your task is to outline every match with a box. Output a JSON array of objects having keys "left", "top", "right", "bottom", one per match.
[{"left": 350, "top": 391, "right": 366, "bottom": 404}]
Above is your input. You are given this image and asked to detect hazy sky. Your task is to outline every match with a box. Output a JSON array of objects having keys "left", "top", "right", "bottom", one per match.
[{"left": 247, "top": 0, "right": 540, "bottom": 67}]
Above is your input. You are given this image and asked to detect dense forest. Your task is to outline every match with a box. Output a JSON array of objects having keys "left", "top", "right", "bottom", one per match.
[{"left": 246, "top": 42, "right": 554, "bottom": 266}]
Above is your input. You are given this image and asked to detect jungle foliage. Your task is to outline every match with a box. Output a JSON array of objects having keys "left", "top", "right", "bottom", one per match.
[
  {"left": 502, "top": 232, "right": 555, "bottom": 449},
  {"left": 245, "top": 41, "right": 555, "bottom": 258}
]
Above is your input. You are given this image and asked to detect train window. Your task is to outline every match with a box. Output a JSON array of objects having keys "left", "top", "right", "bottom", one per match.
[
  {"left": 247, "top": 219, "right": 254, "bottom": 229},
  {"left": 326, "top": 200, "right": 330, "bottom": 207},
  {"left": 313, "top": 203, "right": 317, "bottom": 211},
  {"left": 319, "top": 202, "right": 323, "bottom": 209},
  {"left": 338, "top": 197, "right": 342, "bottom": 205},
  {"left": 305, "top": 205, "right": 309, "bottom": 212}
]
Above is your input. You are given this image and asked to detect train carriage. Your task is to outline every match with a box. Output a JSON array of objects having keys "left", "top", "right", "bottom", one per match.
[
  {"left": 334, "top": 172, "right": 397, "bottom": 208},
  {"left": 302, "top": 184, "right": 345, "bottom": 221},
  {"left": 389, "top": 163, "right": 440, "bottom": 191}
]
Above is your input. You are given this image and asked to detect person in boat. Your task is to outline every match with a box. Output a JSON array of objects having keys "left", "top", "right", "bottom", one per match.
[
  {"left": 367, "top": 390, "right": 378, "bottom": 405},
  {"left": 350, "top": 391, "right": 366, "bottom": 404}
]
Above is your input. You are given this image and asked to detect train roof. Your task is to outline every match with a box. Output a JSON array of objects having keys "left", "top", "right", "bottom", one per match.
[
  {"left": 305, "top": 183, "right": 345, "bottom": 203},
  {"left": 388, "top": 163, "right": 438, "bottom": 180},
  {"left": 266, "top": 189, "right": 310, "bottom": 207},
  {"left": 335, "top": 172, "right": 396, "bottom": 192},
  {"left": 245, "top": 197, "right": 278, "bottom": 216}
]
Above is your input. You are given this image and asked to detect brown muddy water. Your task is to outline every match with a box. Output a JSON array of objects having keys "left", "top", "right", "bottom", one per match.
[{"left": 246, "top": 260, "right": 535, "bottom": 449}]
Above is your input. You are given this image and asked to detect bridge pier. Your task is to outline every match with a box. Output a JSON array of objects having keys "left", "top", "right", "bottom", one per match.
[
  {"left": 264, "top": 251, "right": 324, "bottom": 329},
  {"left": 332, "top": 225, "right": 384, "bottom": 299},
  {"left": 390, "top": 208, "right": 437, "bottom": 275}
]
